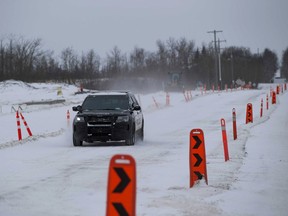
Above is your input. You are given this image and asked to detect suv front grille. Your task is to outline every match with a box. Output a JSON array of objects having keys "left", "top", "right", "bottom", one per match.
[{"left": 87, "top": 116, "right": 113, "bottom": 127}]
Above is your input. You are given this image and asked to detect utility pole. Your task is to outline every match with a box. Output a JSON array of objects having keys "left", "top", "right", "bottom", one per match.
[
  {"left": 230, "top": 52, "right": 234, "bottom": 87},
  {"left": 207, "top": 30, "right": 222, "bottom": 88},
  {"left": 218, "top": 38, "right": 226, "bottom": 89}
]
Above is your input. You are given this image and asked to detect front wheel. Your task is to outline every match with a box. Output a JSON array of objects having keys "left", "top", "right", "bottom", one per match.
[
  {"left": 139, "top": 120, "right": 144, "bottom": 141},
  {"left": 73, "top": 134, "right": 83, "bottom": 147},
  {"left": 126, "top": 125, "right": 135, "bottom": 146}
]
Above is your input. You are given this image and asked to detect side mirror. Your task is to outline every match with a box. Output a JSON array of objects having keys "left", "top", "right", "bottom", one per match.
[
  {"left": 133, "top": 105, "right": 141, "bottom": 111},
  {"left": 72, "top": 105, "right": 82, "bottom": 112}
]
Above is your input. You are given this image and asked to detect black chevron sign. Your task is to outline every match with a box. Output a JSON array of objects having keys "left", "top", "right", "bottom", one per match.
[
  {"left": 193, "top": 153, "right": 203, "bottom": 167},
  {"left": 112, "top": 202, "right": 129, "bottom": 216},
  {"left": 113, "top": 167, "right": 131, "bottom": 193},
  {"left": 194, "top": 171, "right": 203, "bottom": 180},
  {"left": 192, "top": 135, "right": 202, "bottom": 149}
]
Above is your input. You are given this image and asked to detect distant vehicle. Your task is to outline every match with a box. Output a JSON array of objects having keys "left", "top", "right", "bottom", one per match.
[{"left": 72, "top": 91, "right": 144, "bottom": 146}]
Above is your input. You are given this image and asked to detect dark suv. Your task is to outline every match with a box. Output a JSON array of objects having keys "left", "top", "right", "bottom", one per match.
[{"left": 72, "top": 91, "right": 144, "bottom": 146}]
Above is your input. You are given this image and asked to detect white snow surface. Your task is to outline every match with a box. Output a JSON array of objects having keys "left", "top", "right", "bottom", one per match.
[{"left": 0, "top": 80, "right": 287, "bottom": 216}]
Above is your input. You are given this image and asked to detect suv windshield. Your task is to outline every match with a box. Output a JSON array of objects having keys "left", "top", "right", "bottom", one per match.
[{"left": 82, "top": 95, "right": 129, "bottom": 110}]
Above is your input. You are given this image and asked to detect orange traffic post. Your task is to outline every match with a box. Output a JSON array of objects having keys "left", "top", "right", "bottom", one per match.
[
  {"left": 183, "top": 91, "right": 188, "bottom": 102},
  {"left": 106, "top": 154, "right": 136, "bottom": 216},
  {"left": 16, "top": 111, "right": 22, "bottom": 140},
  {"left": 260, "top": 98, "right": 263, "bottom": 118},
  {"left": 166, "top": 92, "right": 170, "bottom": 106},
  {"left": 232, "top": 108, "right": 237, "bottom": 140},
  {"left": 189, "top": 90, "right": 192, "bottom": 101},
  {"left": 266, "top": 94, "right": 269, "bottom": 110},
  {"left": 67, "top": 110, "right": 70, "bottom": 120},
  {"left": 272, "top": 91, "right": 277, "bottom": 104},
  {"left": 189, "top": 129, "right": 208, "bottom": 188},
  {"left": 20, "top": 112, "right": 32, "bottom": 137},
  {"left": 276, "top": 85, "right": 280, "bottom": 94},
  {"left": 221, "top": 119, "right": 229, "bottom": 162},
  {"left": 246, "top": 103, "right": 253, "bottom": 124},
  {"left": 212, "top": 84, "right": 215, "bottom": 93},
  {"left": 152, "top": 96, "right": 159, "bottom": 109},
  {"left": 186, "top": 91, "right": 190, "bottom": 101}
]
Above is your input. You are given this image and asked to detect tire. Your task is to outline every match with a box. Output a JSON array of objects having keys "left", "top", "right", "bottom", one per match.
[
  {"left": 126, "top": 124, "right": 135, "bottom": 146},
  {"left": 73, "top": 134, "right": 83, "bottom": 147},
  {"left": 139, "top": 120, "right": 144, "bottom": 141}
]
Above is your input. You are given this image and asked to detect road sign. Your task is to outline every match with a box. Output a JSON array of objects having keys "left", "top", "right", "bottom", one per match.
[
  {"left": 106, "top": 154, "right": 136, "bottom": 216},
  {"left": 189, "top": 129, "right": 208, "bottom": 188}
]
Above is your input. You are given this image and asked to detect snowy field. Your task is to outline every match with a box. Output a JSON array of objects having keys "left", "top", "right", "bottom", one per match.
[{"left": 0, "top": 80, "right": 287, "bottom": 216}]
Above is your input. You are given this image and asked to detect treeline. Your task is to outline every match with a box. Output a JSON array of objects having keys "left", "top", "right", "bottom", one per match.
[{"left": 0, "top": 35, "right": 286, "bottom": 90}]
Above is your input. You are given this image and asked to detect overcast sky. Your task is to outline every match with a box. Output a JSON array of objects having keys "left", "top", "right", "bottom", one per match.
[{"left": 0, "top": 0, "right": 287, "bottom": 60}]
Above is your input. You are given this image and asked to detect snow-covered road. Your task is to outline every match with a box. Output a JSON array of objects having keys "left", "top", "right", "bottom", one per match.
[{"left": 0, "top": 81, "right": 287, "bottom": 216}]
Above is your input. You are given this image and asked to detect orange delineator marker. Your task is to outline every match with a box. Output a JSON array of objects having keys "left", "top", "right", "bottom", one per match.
[
  {"left": 189, "top": 129, "right": 208, "bottom": 188},
  {"left": 232, "top": 108, "right": 237, "bottom": 140},
  {"left": 183, "top": 91, "right": 188, "bottom": 102},
  {"left": 276, "top": 85, "right": 280, "bottom": 94},
  {"left": 152, "top": 96, "right": 159, "bottom": 108},
  {"left": 67, "top": 110, "right": 70, "bottom": 120},
  {"left": 20, "top": 112, "right": 32, "bottom": 136},
  {"left": 221, "top": 118, "right": 229, "bottom": 162},
  {"left": 260, "top": 98, "right": 263, "bottom": 118},
  {"left": 246, "top": 103, "right": 253, "bottom": 124},
  {"left": 272, "top": 91, "right": 276, "bottom": 104},
  {"left": 16, "top": 111, "right": 22, "bottom": 140},
  {"left": 106, "top": 154, "right": 136, "bottom": 216},
  {"left": 189, "top": 91, "right": 192, "bottom": 101},
  {"left": 266, "top": 94, "right": 269, "bottom": 110},
  {"left": 166, "top": 92, "right": 170, "bottom": 106}
]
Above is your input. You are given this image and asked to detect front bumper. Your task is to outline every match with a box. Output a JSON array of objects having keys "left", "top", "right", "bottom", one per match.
[{"left": 73, "top": 121, "right": 130, "bottom": 143}]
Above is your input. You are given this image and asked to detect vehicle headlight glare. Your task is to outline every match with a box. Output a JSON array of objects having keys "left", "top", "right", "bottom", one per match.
[
  {"left": 76, "top": 116, "right": 85, "bottom": 122},
  {"left": 116, "top": 116, "right": 129, "bottom": 122}
]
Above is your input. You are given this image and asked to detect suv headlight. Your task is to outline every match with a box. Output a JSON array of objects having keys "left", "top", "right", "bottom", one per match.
[
  {"left": 75, "top": 116, "right": 85, "bottom": 122},
  {"left": 116, "top": 116, "right": 129, "bottom": 123}
]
